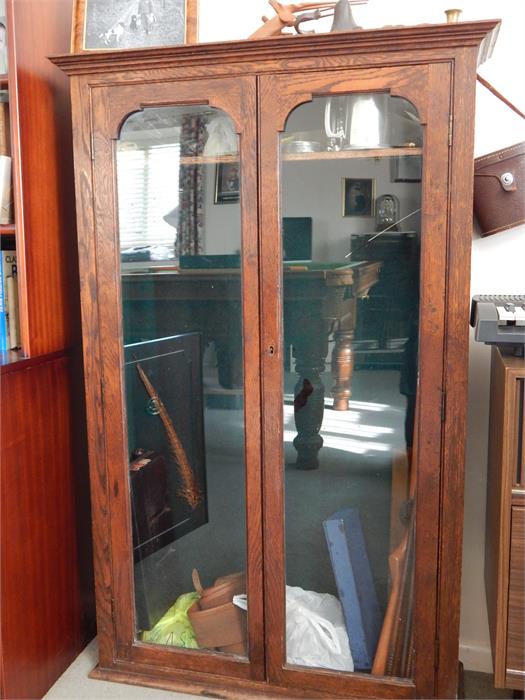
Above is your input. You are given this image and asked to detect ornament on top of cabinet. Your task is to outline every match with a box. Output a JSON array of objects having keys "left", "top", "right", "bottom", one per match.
[
  {"left": 70, "top": 0, "right": 199, "bottom": 53},
  {"left": 295, "top": 0, "right": 363, "bottom": 34},
  {"left": 248, "top": 0, "right": 368, "bottom": 40},
  {"left": 444, "top": 9, "right": 462, "bottom": 23}
]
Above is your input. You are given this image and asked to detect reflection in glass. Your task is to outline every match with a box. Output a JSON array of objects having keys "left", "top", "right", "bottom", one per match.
[
  {"left": 325, "top": 94, "right": 390, "bottom": 151},
  {"left": 281, "top": 94, "right": 422, "bottom": 678},
  {"left": 117, "top": 105, "right": 248, "bottom": 656},
  {"left": 375, "top": 194, "right": 400, "bottom": 232}
]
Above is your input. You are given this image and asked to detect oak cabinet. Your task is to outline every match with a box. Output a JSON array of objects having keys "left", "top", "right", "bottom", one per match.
[{"left": 53, "top": 20, "right": 498, "bottom": 699}]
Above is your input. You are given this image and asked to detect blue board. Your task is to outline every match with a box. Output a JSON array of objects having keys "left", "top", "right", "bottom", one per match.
[{"left": 323, "top": 508, "right": 381, "bottom": 671}]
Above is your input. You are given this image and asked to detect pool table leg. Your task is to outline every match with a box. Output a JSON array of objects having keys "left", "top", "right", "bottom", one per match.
[
  {"left": 292, "top": 337, "right": 327, "bottom": 470},
  {"left": 331, "top": 328, "right": 355, "bottom": 411}
]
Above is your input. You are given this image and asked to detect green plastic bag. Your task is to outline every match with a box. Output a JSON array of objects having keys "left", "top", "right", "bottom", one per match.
[{"left": 142, "top": 591, "right": 200, "bottom": 648}]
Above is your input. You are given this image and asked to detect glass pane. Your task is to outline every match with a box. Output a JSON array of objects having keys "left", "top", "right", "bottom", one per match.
[
  {"left": 117, "top": 105, "right": 247, "bottom": 657},
  {"left": 280, "top": 94, "right": 422, "bottom": 678}
]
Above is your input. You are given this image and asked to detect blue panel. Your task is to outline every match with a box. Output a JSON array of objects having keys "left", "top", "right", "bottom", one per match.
[{"left": 323, "top": 508, "right": 382, "bottom": 670}]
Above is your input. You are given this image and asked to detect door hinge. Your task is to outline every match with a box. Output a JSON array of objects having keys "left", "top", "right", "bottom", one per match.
[
  {"left": 435, "top": 637, "right": 440, "bottom": 670},
  {"left": 90, "top": 131, "right": 95, "bottom": 161},
  {"left": 448, "top": 114, "right": 453, "bottom": 147},
  {"left": 440, "top": 390, "right": 447, "bottom": 423}
]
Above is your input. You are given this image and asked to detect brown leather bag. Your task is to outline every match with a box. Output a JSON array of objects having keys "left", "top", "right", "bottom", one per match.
[
  {"left": 473, "top": 76, "right": 525, "bottom": 237},
  {"left": 474, "top": 142, "right": 525, "bottom": 236}
]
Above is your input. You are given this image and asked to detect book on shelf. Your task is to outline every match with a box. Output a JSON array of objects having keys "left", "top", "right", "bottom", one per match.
[
  {"left": 0, "top": 255, "right": 7, "bottom": 351},
  {"left": 0, "top": 90, "right": 9, "bottom": 156},
  {"left": 0, "top": 249, "right": 20, "bottom": 349},
  {"left": 0, "top": 153, "right": 12, "bottom": 224},
  {"left": 0, "top": 8, "right": 6, "bottom": 75}
]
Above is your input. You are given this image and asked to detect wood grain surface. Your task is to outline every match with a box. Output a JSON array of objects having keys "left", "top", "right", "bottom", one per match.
[
  {"left": 9, "top": 0, "right": 80, "bottom": 357},
  {"left": 485, "top": 348, "right": 525, "bottom": 690},
  {"left": 434, "top": 46, "right": 479, "bottom": 700},
  {"left": 1, "top": 2, "right": 95, "bottom": 697},
  {"left": 506, "top": 505, "right": 524, "bottom": 687},
  {"left": 0, "top": 354, "right": 93, "bottom": 699},
  {"left": 53, "top": 20, "right": 500, "bottom": 76},
  {"left": 485, "top": 348, "right": 512, "bottom": 686}
]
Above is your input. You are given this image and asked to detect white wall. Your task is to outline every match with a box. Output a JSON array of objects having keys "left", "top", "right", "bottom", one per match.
[{"left": 197, "top": 0, "right": 525, "bottom": 673}]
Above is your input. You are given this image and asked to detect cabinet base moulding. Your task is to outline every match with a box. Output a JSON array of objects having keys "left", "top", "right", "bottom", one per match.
[{"left": 90, "top": 664, "right": 416, "bottom": 699}]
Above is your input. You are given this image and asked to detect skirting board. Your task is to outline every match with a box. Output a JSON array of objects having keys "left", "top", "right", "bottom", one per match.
[{"left": 459, "top": 642, "right": 493, "bottom": 673}]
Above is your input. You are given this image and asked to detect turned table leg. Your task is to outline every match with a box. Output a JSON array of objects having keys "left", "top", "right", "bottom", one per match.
[
  {"left": 331, "top": 329, "right": 354, "bottom": 411},
  {"left": 292, "top": 341, "right": 326, "bottom": 470}
]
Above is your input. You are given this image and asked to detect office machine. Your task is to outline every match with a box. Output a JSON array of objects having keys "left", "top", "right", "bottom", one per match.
[{"left": 470, "top": 295, "right": 525, "bottom": 354}]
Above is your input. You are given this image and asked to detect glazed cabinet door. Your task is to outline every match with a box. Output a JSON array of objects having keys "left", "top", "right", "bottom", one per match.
[
  {"left": 259, "top": 63, "right": 451, "bottom": 698},
  {"left": 84, "top": 75, "right": 264, "bottom": 681}
]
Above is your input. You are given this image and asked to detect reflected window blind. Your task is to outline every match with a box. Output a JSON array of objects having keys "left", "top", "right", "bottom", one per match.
[{"left": 117, "top": 143, "right": 180, "bottom": 253}]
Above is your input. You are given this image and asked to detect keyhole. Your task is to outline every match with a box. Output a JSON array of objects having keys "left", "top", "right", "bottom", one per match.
[
  {"left": 146, "top": 397, "right": 161, "bottom": 415},
  {"left": 268, "top": 345, "right": 275, "bottom": 356}
]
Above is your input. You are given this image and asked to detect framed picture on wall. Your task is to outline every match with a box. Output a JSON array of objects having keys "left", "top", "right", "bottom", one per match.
[
  {"left": 71, "top": 0, "right": 199, "bottom": 52},
  {"left": 342, "top": 178, "right": 375, "bottom": 217},
  {"left": 214, "top": 162, "right": 240, "bottom": 204}
]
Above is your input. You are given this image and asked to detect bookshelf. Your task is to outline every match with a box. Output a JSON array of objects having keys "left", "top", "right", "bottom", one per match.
[{"left": 0, "top": 1, "right": 94, "bottom": 698}]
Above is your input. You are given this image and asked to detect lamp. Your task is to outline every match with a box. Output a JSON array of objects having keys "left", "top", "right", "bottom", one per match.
[{"left": 325, "top": 93, "right": 390, "bottom": 150}]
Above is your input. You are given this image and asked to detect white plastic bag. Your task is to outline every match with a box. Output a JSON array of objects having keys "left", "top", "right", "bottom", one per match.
[
  {"left": 285, "top": 586, "right": 354, "bottom": 672},
  {"left": 233, "top": 586, "right": 353, "bottom": 672}
]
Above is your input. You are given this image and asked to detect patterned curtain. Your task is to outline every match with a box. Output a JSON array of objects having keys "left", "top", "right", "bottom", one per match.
[{"left": 175, "top": 114, "right": 206, "bottom": 257}]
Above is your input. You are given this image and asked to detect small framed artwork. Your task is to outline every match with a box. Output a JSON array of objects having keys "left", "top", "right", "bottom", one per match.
[
  {"left": 390, "top": 155, "right": 422, "bottom": 183},
  {"left": 214, "top": 162, "right": 240, "bottom": 204},
  {"left": 342, "top": 178, "right": 375, "bottom": 217},
  {"left": 71, "top": 0, "right": 199, "bottom": 52}
]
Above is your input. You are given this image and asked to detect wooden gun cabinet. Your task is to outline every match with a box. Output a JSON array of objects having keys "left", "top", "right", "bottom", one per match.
[{"left": 53, "top": 20, "right": 499, "bottom": 699}]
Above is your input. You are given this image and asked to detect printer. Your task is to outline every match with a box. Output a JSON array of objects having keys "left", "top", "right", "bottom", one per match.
[{"left": 470, "top": 294, "right": 525, "bottom": 354}]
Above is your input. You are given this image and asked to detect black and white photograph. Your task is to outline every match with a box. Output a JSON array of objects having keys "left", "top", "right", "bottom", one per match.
[
  {"left": 342, "top": 177, "right": 375, "bottom": 217},
  {"left": 75, "top": 0, "right": 191, "bottom": 51},
  {"left": 214, "top": 162, "right": 240, "bottom": 204}
]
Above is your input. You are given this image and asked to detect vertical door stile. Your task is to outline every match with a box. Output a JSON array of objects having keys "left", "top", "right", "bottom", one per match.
[
  {"left": 412, "top": 61, "right": 451, "bottom": 699},
  {"left": 239, "top": 74, "right": 265, "bottom": 681},
  {"left": 91, "top": 84, "right": 136, "bottom": 656},
  {"left": 259, "top": 72, "right": 288, "bottom": 685},
  {"left": 93, "top": 75, "right": 265, "bottom": 682}
]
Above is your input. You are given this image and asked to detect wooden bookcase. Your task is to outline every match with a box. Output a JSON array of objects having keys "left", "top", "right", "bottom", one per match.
[
  {"left": 0, "top": 1, "right": 95, "bottom": 698},
  {"left": 53, "top": 19, "right": 499, "bottom": 700}
]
